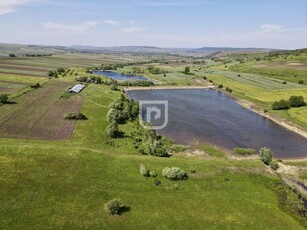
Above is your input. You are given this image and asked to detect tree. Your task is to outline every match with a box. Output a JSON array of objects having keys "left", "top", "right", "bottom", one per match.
[
  {"left": 105, "top": 199, "right": 124, "bottom": 215},
  {"left": 106, "top": 122, "right": 119, "bottom": 138},
  {"left": 298, "top": 80, "right": 304, "bottom": 84},
  {"left": 9, "top": 54, "right": 16, "bottom": 57},
  {"left": 259, "top": 147, "right": 273, "bottom": 165},
  {"left": 184, "top": 66, "right": 190, "bottom": 74},
  {"left": 288, "top": 96, "right": 305, "bottom": 107},
  {"left": 272, "top": 99, "right": 289, "bottom": 110},
  {"left": 0, "top": 94, "right": 9, "bottom": 104},
  {"left": 57, "top": 68, "right": 65, "bottom": 74}
]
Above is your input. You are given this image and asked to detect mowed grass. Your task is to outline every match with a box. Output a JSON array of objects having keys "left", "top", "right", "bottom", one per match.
[
  {"left": 0, "top": 83, "right": 306, "bottom": 229},
  {"left": 0, "top": 80, "right": 83, "bottom": 140},
  {"left": 230, "top": 61, "right": 307, "bottom": 85},
  {"left": 205, "top": 69, "right": 305, "bottom": 90}
]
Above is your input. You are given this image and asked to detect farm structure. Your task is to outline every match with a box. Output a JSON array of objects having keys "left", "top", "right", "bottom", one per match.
[{"left": 68, "top": 84, "right": 85, "bottom": 93}]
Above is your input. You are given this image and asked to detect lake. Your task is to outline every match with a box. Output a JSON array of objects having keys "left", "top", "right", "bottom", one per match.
[
  {"left": 127, "top": 88, "right": 307, "bottom": 159},
  {"left": 93, "top": 70, "right": 150, "bottom": 81}
]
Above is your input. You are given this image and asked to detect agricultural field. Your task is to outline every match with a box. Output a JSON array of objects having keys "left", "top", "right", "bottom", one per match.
[
  {"left": 0, "top": 80, "right": 83, "bottom": 140},
  {"left": 229, "top": 50, "right": 307, "bottom": 85}
]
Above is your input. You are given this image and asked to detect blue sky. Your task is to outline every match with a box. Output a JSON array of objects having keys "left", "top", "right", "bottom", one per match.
[{"left": 0, "top": 0, "right": 307, "bottom": 49}]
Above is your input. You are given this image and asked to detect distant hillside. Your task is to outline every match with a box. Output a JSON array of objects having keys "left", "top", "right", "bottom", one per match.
[
  {"left": 0, "top": 43, "right": 277, "bottom": 57},
  {"left": 0, "top": 43, "right": 65, "bottom": 57}
]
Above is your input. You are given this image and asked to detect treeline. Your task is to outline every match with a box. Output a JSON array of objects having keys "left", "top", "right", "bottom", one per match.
[
  {"left": 100, "top": 60, "right": 161, "bottom": 71},
  {"left": 76, "top": 75, "right": 154, "bottom": 87},
  {"left": 272, "top": 96, "right": 305, "bottom": 110},
  {"left": 105, "top": 94, "right": 168, "bottom": 157},
  {"left": 147, "top": 66, "right": 168, "bottom": 75},
  {"left": 8, "top": 54, "right": 53, "bottom": 57}
]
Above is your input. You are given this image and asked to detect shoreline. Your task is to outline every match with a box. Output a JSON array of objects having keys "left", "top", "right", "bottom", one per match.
[
  {"left": 125, "top": 85, "right": 216, "bottom": 91},
  {"left": 225, "top": 92, "right": 307, "bottom": 140}
]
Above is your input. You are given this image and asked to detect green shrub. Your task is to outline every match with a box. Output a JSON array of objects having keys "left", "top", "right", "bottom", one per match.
[
  {"left": 259, "top": 147, "right": 273, "bottom": 165},
  {"left": 218, "top": 84, "right": 223, "bottom": 89},
  {"left": 0, "top": 94, "right": 9, "bottom": 104},
  {"left": 105, "top": 199, "right": 124, "bottom": 215},
  {"left": 139, "top": 164, "right": 149, "bottom": 177},
  {"left": 288, "top": 96, "right": 305, "bottom": 107},
  {"left": 162, "top": 167, "right": 187, "bottom": 180},
  {"left": 233, "top": 147, "right": 255, "bottom": 155},
  {"left": 272, "top": 99, "right": 289, "bottom": 110},
  {"left": 64, "top": 112, "right": 87, "bottom": 120},
  {"left": 110, "top": 84, "right": 119, "bottom": 91},
  {"left": 189, "top": 168, "right": 196, "bottom": 173},
  {"left": 270, "top": 161, "right": 279, "bottom": 170},
  {"left": 149, "top": 140, "right": 168, "bottom": 157},
  {"left": 106, "top": 122, "right": 119, "bottom": 138},
  {"left": 153, "top": 178, "right": 161, "bottom": 186},
  {"left": 149, "top": 171, "right": 157, "bottom": 177},
  {"left": 298, "top": 80, "right": 304, "bottom": 84},
  {"left": 30, "top": 82, "right": 41, "bottom": 89}
]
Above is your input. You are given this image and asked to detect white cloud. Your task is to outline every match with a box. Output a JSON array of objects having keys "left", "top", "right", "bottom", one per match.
[
  {"left": 122, "top": 26, "right": 146, "bottom": 33},
  {"left": 43, "top": 21, "right": 100, "bottom": 34},
  {"left": 0, "top": 0, "right": 35, "bottom": 15},
  {"left": 258, "top": 24, "right": 287, "bottom": 33},
  {"left": 103, "top": 19, "right": 119, "bottom": 26}
]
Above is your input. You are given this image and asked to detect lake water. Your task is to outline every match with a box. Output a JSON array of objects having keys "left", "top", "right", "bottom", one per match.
[
  {"left": 127, "top": 88, "right": 307, "bottom": 159},
  {"left": 93, "top": 70, "right": 150, "bottom": 81}
]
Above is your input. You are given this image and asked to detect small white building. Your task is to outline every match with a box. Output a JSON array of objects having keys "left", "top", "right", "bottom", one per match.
[{"left": 68, "top": 84, "right": 85, "bottom": 93}]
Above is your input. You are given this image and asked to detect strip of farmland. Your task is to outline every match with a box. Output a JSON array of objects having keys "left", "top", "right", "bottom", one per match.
[{"left": 0, "top": 80, "right": 83, "bottom": 140}]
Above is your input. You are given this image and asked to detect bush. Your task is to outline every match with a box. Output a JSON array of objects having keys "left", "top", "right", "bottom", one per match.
[
  {"left": 272, "top": 99, "right": 289, "bottom": 110},
  {"left": 0, "top": 94, "right": 9, "bottom": 104},
  {"left": 288, "top": 96, "right": 305, "bottom": 107},
  {"left": 106, "top": 122, "right": 119, "bottom": 138},
  {"left": 259, "top": 147, "right": 273, "bottom": 165},
  {"left": 139, "top": 164, "right": 149, "bottom": 177},
  {"left": 149, "top": 171, "right": 157, "bottom": 177},
  {"left": 218, "top": 84, "right": 223, "bottom": 89},
  {"left": 233, "top": 147, "right": 255, "bottom": 155},
  {"left": 64, "top": 112, "right": 87, "bottom": 120},
  {"left": 30, "top": 82, "right": 41, "bottom": 89},
  {"left": 298, "top": 80, "right": 304, "bottom": 84},
  {"left": 189, "top": 168, "right": 196, "bottom": 173},
  {"left": 110, "top": 84, "right": 119, "bottom": 91},
  {"left": 270, "top": 161, "right": 279, "bottom": 170},
  {"left": 153, "top": 178, "right": 161, "bottom": 186},
  {"left": 149, "top": 140, "right": 168, "bottom": 157},
  {"left": 184, "top": 66, "right": 190, "bottom": 74},
  {"left": 162, "top": 167, "right": 187, "bottom": 180},
  {"left": 105, "top": 199, "right": 124, "bottom": 215}
]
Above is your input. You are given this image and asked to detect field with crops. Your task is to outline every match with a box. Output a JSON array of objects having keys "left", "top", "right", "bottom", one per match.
[{"left": 0, "top": 81, "right": 83, "bottom": 140}]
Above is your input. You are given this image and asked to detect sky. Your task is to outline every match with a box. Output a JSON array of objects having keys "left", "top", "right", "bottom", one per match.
[{"left": 0, "top": 0, "right": 307, "bottom": 49}]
